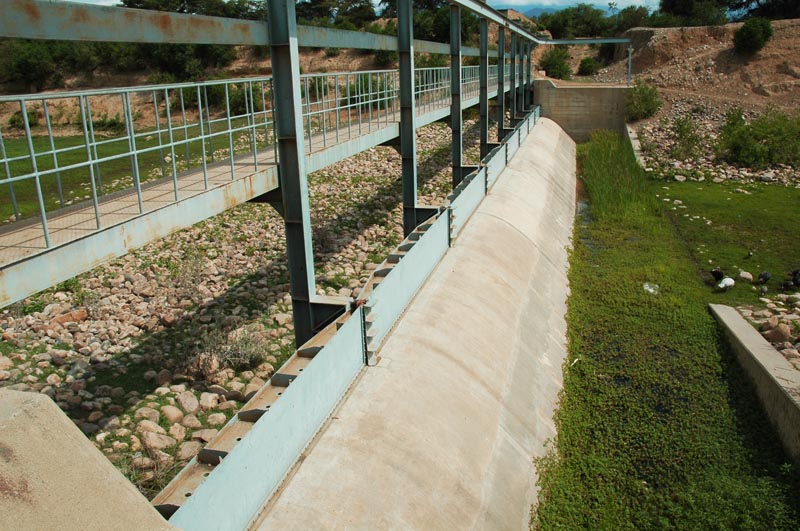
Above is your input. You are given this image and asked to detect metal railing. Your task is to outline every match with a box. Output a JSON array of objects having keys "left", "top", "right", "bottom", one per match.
[{"left": 0, "top": 64, "right": 511, "bottom": 251}]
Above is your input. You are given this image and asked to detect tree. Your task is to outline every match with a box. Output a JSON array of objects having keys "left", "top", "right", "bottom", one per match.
[
  {"left": 658, "top": 0, "right": 728, "bottom": 25},
  {"left": 538, "top": 4, "right": 612, "bottom": 39},
  {"left": 733, "top": 17, "right": 773, "bottom": 55},
  {"left": 728, "top": 0, "right": 800, "bottom": 19}
]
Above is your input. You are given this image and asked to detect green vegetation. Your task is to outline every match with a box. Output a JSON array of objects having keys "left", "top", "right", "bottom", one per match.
[
  {"left": 625, "top": 79, "right": 662, "bottom": 122},
  {"left": 577, "top": 57, "right": 602, "bottom": 76},
  {"left": 540, "top": 47, "right": 572, "bottom": 80},
  {"left": 717, "top": 107, "right": 800, "bottom": 168},
  {"left": 734, "top": 17, "right": 774, "bottom": 55},
  {"left": 533, "top": 131, "right": 800, "bottom": 530},
  {"left": 668, "top": 116, "right": 702, "bottom": 160}
]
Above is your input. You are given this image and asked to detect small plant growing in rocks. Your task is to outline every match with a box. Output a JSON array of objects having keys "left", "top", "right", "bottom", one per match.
[
  {"left": 669, "top": 116, "right": 703, "bottom": 160},
  {"left": 625, "top": 79, "right": 662, "bottom": 122},
  {"left": 733, "top": 17, "right": 773, "bottom": 56}
]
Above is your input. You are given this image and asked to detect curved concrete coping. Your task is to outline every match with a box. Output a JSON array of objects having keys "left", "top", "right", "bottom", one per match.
[
  {"left": 709, "top": 304, "right": 800, "bottom": 463},
  {"left": 0, "top": 389, "right": 177, "bottom": 531},
  {"left": 252, "top": 118, "right": 577, "bottom": 530}
]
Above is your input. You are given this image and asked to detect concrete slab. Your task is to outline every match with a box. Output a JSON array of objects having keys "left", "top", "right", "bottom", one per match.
[
  {"left": 710, "top": 304, "right": 800, "bottom": 463},
  {"left": 0, "top": 390, "right": 176, "bottom": 531},
  {"left": 251, "top": 118, "right": 576, "bottom": 531}
]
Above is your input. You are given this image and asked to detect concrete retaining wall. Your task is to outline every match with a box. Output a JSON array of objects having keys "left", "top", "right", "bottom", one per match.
[
  {"left": 533, "top": 79, "right": 628, "bottom": 142},
  {"left": 253, "top": 118, "right": 576, "bottom": 530},
  {"left": 710, "top": 304, "right": 800, "bottom": 463},
  {"left": 0, "top": 390, "right": 177, "bottom": 531}
]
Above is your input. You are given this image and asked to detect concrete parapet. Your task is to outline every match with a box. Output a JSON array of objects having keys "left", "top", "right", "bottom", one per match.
[
  {"left": 533, "top": 79, "right": 628, "bottom": 142},
  {"left": 253, "top": 118, "right": 576, "bottom": 530},
  {"left": 710, "top": 304, "right": 800, "bottom": 463},
  {"left": 0, "top": 390, "right": 176, "bottom": 531}
]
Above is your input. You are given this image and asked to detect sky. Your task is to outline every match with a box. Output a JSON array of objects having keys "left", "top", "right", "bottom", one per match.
[{"left": 68, "top": 0, "right": 662, "bottom": 12}]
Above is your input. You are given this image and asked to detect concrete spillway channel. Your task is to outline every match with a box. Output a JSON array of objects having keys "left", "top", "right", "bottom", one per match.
[{"left": 0, "top": 117, "right": 576, "bottom": 531}]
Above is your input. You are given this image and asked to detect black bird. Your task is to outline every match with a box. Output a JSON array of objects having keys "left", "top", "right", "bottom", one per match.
[
  {"left": 745, "top": 250, "right": 754, "bottom": 259},
  {"left": 759, "top": 285, "right": 769, "bottom": 296},
  {"left": 758, "top": 271, "right": 772, "bottom": 284},
  {"left": 782, "top": 280, "right": 796, "bottom": 291},
  {"left": 793, "top": 269, "right": 800, "bottom": 286},
  {"left": 711, "top": 267, "right": 724, "bottom": 282}
]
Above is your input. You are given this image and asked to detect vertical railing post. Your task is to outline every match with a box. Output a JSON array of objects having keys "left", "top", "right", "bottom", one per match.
[
  {"left": 478, "top": 17, "right": 489, "bottom": 159},
  {"left": 510, "top": 33, "right": 517, "bottom": 124},
  {"left": 398, "top": 0, "right": 418, "bottom": 236},
  {"left": 450, "top": 3, "right": 463, "bottom": 188},
  {"left": 627, "top": 45, "right": 633, "bottom": 87},
  {"left": 496, "top": 27, "right": 505, "bottom": 141}
]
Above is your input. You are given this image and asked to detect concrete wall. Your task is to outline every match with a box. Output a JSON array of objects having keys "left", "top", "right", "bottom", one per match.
[
  {"left": 710, "top": 304, "right": 800, "bottom": 463},
  {"left": 533, "top": 79, "right": 628, "bottom": 142},
  {"left": 253, "top": 118, "right": 576, "bottom": 530},
  {"left": 0, "top": 390, "right": 176, "bottom": 531}
]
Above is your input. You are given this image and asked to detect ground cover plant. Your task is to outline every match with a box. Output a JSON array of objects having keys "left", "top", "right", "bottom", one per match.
[{"left": 532, "top": 131, "right": 800, "bottom": 530}]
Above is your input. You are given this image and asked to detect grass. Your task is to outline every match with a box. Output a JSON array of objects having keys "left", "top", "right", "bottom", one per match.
[{"left": 532, "top": 131, "right": 800, "bottom": 530}]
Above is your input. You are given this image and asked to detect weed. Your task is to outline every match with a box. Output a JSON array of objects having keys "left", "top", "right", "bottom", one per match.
[
  {"left": 540, "top": 47, "right": 572, "bottom": 80},
  {"left": 716, "top": 107, "right": 800, "bottom": 168},
  {"left": 669, "top": 116, "right": 702, "bottom": 160}
]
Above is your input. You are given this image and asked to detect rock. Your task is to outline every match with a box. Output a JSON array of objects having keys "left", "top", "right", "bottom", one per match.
[
  {"left": 136, "top": 420, "right": 166, "bottom": 435},
  {"left": 0, "top": 370, "right": 10, "bottom": 381},
  {"left": 674, "top": 175, "right": 686, "bottom": 182},
  {"left": 181, "top": 415, "right": 202, "bottom": 429},
  {"left": 243, "top": 382, "right": 261, "bottom": 400},
  {"left": 177, "top": 391, "right": 199, "bottom": 414},
  {"left": 155, "top": 369, "right": 172, "bottom": 386},
  {"left": 223, "top": 390, "right": 246, "bottom": 402},
  {"left": 142, "top": 431, "right": 177, "bottom": 451},
  {"left": 207, "top": 413, "right": 227, "bottom": 426},
  {"left": 132, "top": 456, "right": 155, "bottom": 470},
  {"left": 161, "top": 405, "right": 184, "bottom": 424},
  {"left": 143, "top": 370, "right": 158, "bottom": 381},
  {"left": 738, "top": 270, "right": 753, "bottom": 283},
  {"left": 763, "top": 324, "right": 793, "bottom": 343},
  {"left": 191, "top": 429, "right": 219, "bottom": 443},
  {"left": 274, "top": 313, "right": 292, "bottom": 326},
  {"left": 46, "top": 373, "right": 62, "bottom": 385},
  {"left": 199, "top": 392, "right": 219, "bottom": 411},
  {"left": 207, "top": 384, "right": 228, "bottom": 395},
  {"left": 52, "top": 309, "right": 88, "bottom": 325},
  {"left": 0, "top": 356, "right": 12, "bottom": 370},
  {"left": 761, "top": 316, "right": 780, "bottom": 331},
  {"left": 169, "top": 423, "right": 187, "bottom": 441},
  {"left": 217, "top": 400, "right": 238, "bottom": 411},
  {"left": 782, "top": 349, "right": 800, "bottom": 359},
  {"left": 177, "top": 441, "right": 203, "bottom": 461},
  {"left": 134, "top": 407, "right": 160, "bottom": 424}
]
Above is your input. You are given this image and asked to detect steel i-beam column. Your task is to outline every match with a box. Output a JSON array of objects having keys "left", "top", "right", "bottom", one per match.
[
  {"left": 478, "top": 17, "right": 490, "bottom": 159},
  {"left": 398, "top": 0, "right": 429, "bottom": 235},
  {"left": 526, "top": 41, "right": 533, "bottom": 109},
  {"left": 509, "top": 33, "right": 517, "bottom": 123},
  {"left": 267, "top": 0, "right": 344, "bottom": 345},
  {"left": 519, "top": 40, "right": 526, "bottom": 112},
  {"left": 496, "top": 27, "right": 506, "bottom": 141},
  {"left": 450, "top": 4, "right": 463, "bottom": 187}
]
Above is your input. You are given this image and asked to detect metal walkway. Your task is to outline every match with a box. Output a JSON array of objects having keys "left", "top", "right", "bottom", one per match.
[{"left": 0, "top": 68, "right": 506, "bottom": 308}]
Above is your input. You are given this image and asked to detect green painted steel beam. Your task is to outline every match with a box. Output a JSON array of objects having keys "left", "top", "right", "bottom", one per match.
[
  {"left": 398, "top": 0, "right": 419, "bottom": 237},
  {"left": 450, "top": 4, "right": 463, "bottom": 189},
  {"left": 479, "top": 18, "right": 489, "bottom": 159}
]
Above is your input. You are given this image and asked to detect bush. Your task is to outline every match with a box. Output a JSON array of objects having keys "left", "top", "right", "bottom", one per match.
[
  {"left": 325, "top": 47, "right": 341, "bottom": 58},
  {"left": 669, "top": 116, "right": 702, "bottom": 160},
  {"left": 578, "top": 57, "right": 602, "bottom": 76},
  {"left": 7, "top": 109, "right": 40, "bottom": 130},
  {"left": 540, "top": 47, "right": 571, "bottom": 80},
  {"left": 716, "top": 107, "right": 800, "bottom": 168},
  {"left": 373, "top": 50, "right": 396, "bottom": 68},
  {"left": 625, "top": 79, "right": 662, "bottom": 122},
  {"left": 734, "top": 18, "right": 773, "bottom": 56}
]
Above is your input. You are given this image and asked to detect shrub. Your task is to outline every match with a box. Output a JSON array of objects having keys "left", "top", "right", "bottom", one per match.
[
  {"left": 734, "top": 18, "right": 773, "bottom": 56},
  {"left": 325, "top": 47, "right": 341, "bottom": 58},
  {"left": 625, "top": 79, "right": 662, "bottom": 122},
  {"left": 578, "top": 57, "right": 602, "bottom": 76},
  {"left": 716, "top": 107, "right": 800, "bottom": 168},
  {"left": 669, "top": 116, "right": 702, "bottom": 160},
  {"left": 539, "top": 47, "right": 571, "bottom": 80},
  {"left": 373, "top": 50, "right": 397, "bottom": 68},
  {"left": 7, "top": 109, "right": 39, "bottom": 130}
]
